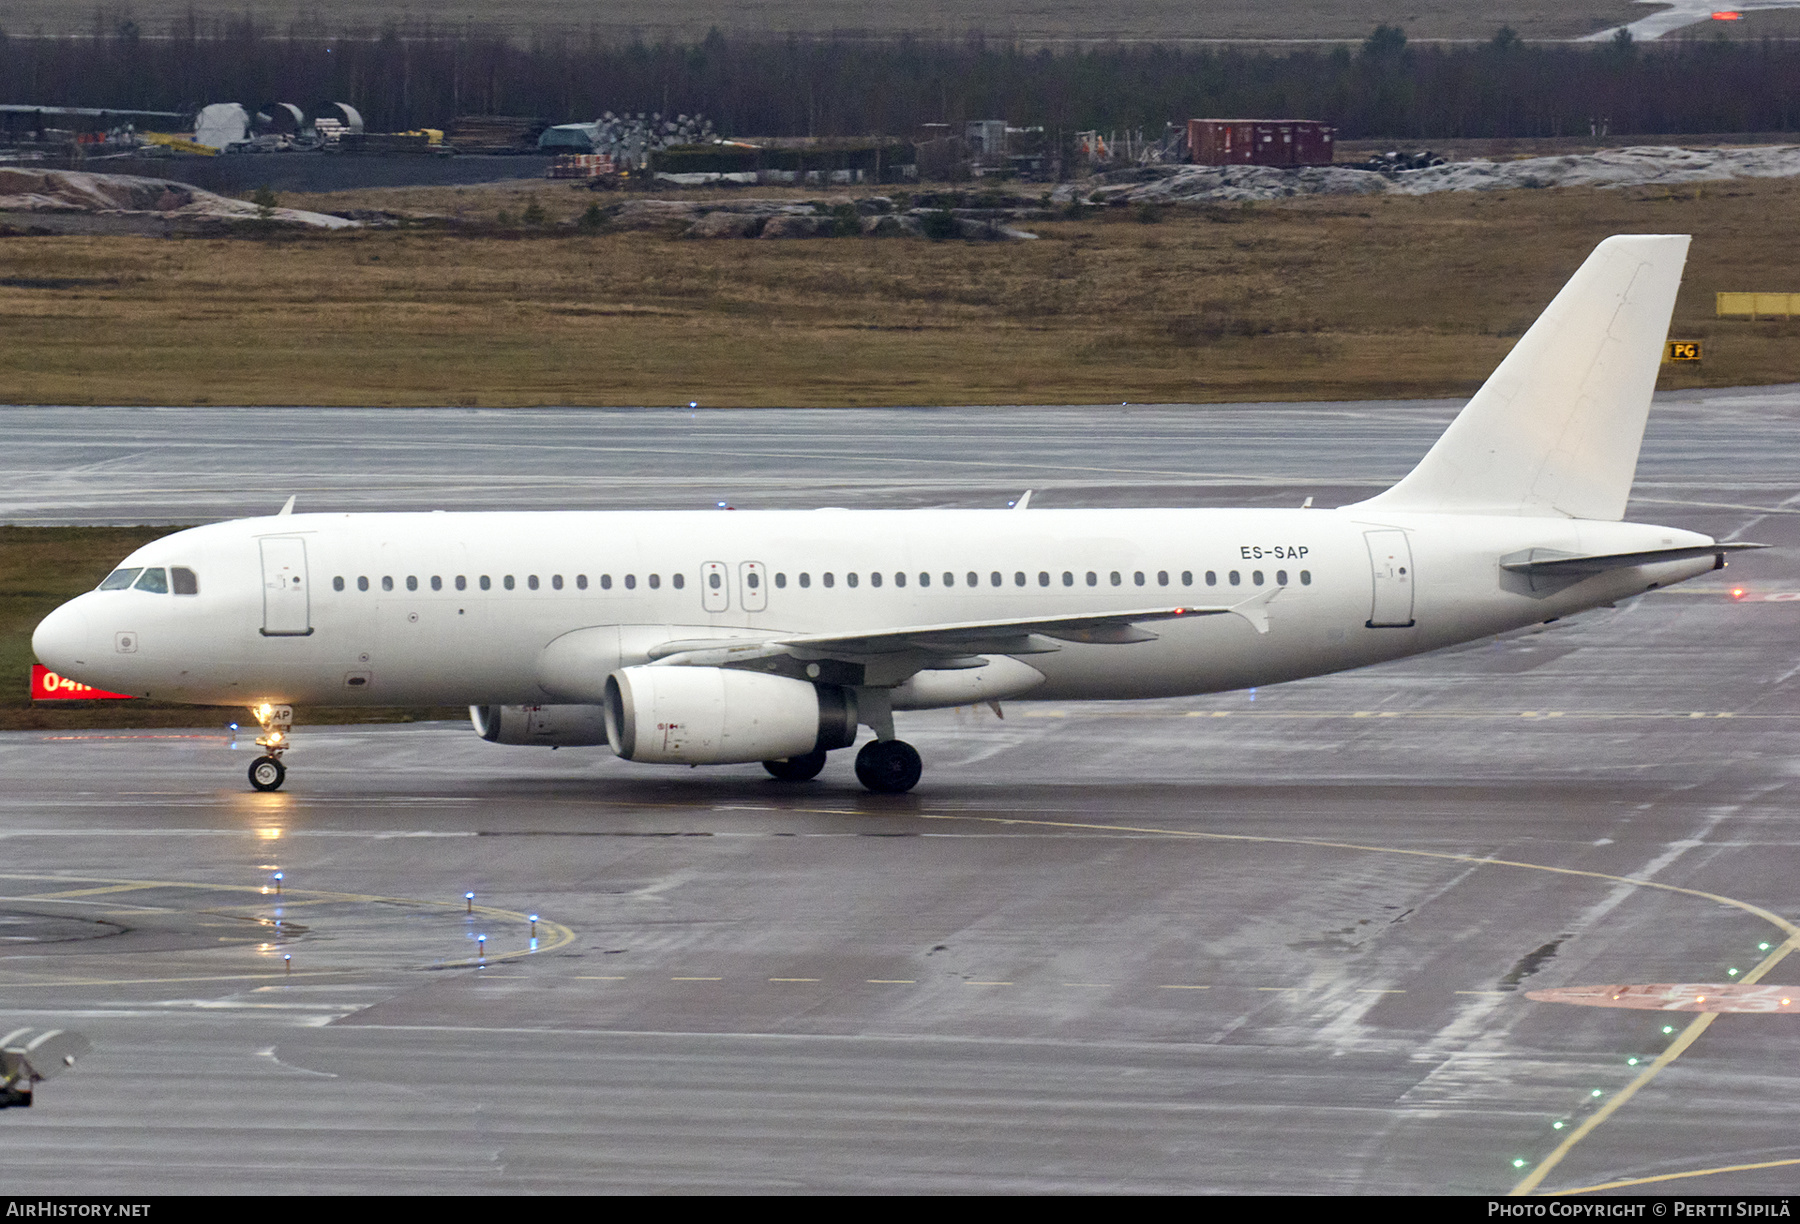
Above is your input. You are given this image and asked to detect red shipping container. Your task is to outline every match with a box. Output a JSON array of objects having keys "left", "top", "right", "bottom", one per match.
[{"left": 1188, "top": 119, "right": 1335, "bottom": 167}]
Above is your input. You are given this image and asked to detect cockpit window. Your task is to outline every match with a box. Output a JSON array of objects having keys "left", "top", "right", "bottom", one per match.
[
  {"left": 132, "top": 567, "right": 169, "bottom": 594},
  {"left": 171, "top": 567, "right": 199, "bottom": 595},
  {"left": 98, "top": 568, "right": 142, "bottom": 591}
]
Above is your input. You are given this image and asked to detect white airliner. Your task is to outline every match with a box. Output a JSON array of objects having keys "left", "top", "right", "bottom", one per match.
[{"left": 32, "top": 234, "right": 1754, "bottom": 794}]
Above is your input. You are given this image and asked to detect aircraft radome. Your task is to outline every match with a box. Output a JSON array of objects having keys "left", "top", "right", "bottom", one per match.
[{"left": 32, "top": 234, "right": 1757, "bottom": 794}]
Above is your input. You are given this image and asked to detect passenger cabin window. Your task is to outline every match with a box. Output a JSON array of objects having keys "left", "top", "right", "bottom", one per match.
[
  {"left": 480, "top": 576, "right": 491, "bottom": 590},
  {"left": 333, "top": 576, "right": 346, "bottom": 592},
  {"left": 1180, "top": 571, "right": 1192, "bottom": 586},
  {"left": 406, "top": 576, "right": 418, "bottom": 591},
  {"left": 359, "top": 576, "right": 370, "bottom": 592},
  {"left": 775, "top": 573, "right": 787, "bottom": 589},
  {"left": 993, "top": 572, "right": 1004, "bottom": 587},
  {"left": 431, "top": 576, "right": 442, "bottom": 591},
  {"left": 1205, "top": 571, "right": 1217, "bottom": 586},
  {"left": 1038, "top": 572, "right": 1049, "bottom": 587},
  {"left": 1229, "top": 571, "right": 1241, "bottom": 586},
  {"left": 99, "top": 568, "right": 142, "bottom": 591},
  {"left": 133, "top": 568, "right": 168, "bottom": 594},
  {"left": 1111, "top": 572, "right": 1122, "bottom": 587},
  {"left": 601, "top": 575, "right": 612, "bottom": 590},
  {"left": 172, "top": 567, "right": 199, "bottom": 595},
  {"left": 872, "top": 572, "right": 884, "bottom": 588},
  {"left": 504, "top": 575, "right": 515, "bottom": 590},
  {"left": 456, "top": 576, "right": 467, "bottom": 591},
  {"left": 745, "top": 572, "right": 758, "bottom": 590},
  {"left": 648, "top": 574, "right": 660, "bottom": 590},
  {"left": 847, "top": 573, "right": 859, "bottom": 588},
  {"left": 1300, "top": 570, "right": 1312, "bottom": 585},
  {"left": 823, "top": 573, "right": 835, "bottom": 588},
  {"left": 672, "top": 573, "right": 685, "bottom": 590},
  {"left": 1276, "top": 570, "right": 1288, "bottom": 586},
  {"left": 552, "top": 575, "right": 563, "bottom": 590},
  {"left": 624, "top": 575, "right": 636, "bottom": 590},
  {"left": 576, "top": 575, "right": 588, "bottom": 590},
  {"left": 1063, "top": 572, "right": 1075, "bottom": 587},
  {"left": 382, "top": 576, "right": 394, "bottom": 592},
  {"left": 1253, "top": 570, "right": 1265, "bottom": 586},
  {"left": 1086, "top": 572, "right": 1097, "bottom": 587},
  {"left": 799, "top": 573, "right": 811, "bottom": 589},
  {"left": 528, "top": 575, "right": 539, "bottom": 591}
]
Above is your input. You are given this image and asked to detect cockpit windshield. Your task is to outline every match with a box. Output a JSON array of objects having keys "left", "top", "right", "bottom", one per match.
[
  {"left": 98, "top": 568, "right": 142, "bottom": 591},
  {"left": 132, "top": 568, "right": 169, "bottom": 594}
]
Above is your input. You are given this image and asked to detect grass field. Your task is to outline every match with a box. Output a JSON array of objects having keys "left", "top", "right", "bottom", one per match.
[
  {"left": 0, "top": 0, "right": 1646, "bottom": 42},
  {"left": 0, "top": 526, "right": 461, "bottom": 730},
  {"left": 3, "top": 176, "right": 1799, "bottom": 409}
]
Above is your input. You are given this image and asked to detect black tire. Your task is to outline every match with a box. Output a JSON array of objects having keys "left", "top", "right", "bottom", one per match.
[
  {"left": 854, "top": 739, "right": 922, "bottom": 794},
  {"left": 249, "top": 755, "right": 286, "bottom": 792},
  {"left": 764, "top": 749, "right": 827, "bottom": 781}
]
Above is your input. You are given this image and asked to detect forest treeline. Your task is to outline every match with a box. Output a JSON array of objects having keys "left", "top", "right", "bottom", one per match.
[{"left": 4, "top": 19, "right": 1799, "bottom": 139}]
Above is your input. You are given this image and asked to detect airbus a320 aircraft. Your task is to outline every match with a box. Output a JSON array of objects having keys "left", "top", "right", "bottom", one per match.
[{"left": 33, "top": 234, "right": 1755, "bottom": 794}]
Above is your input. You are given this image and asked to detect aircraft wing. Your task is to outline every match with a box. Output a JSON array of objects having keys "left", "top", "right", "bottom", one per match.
[
  {"left": 647, "top": 591, "right": 1280, "bottom": 669},
  {"left": 1501, "top": 542, "right": 1765, "bottom": 577},
  {"left": 774, "top": 604, "right": 1233, "bottom": 656}
]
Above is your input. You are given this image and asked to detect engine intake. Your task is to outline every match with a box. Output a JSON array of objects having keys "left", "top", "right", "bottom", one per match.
[
  {"left": 470, "top": 703, "right": 609, "bottom": 747},
  {"left": 604, "top": 666, "right": 857, "bottom": 764}
]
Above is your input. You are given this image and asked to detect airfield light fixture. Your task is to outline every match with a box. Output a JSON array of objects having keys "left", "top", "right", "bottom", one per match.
[{"left": 466, "top": 891, "right": 475, "bottom": 913}]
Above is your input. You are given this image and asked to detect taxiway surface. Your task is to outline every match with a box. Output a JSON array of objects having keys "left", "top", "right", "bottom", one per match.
[{"left": 2, "top": 397, "right": 1797, "bottom": 1194}]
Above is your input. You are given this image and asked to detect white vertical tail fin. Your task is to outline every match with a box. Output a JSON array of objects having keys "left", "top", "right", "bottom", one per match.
[{"left": 1353, "top": 234, "right": 1689, "bottom": 520}]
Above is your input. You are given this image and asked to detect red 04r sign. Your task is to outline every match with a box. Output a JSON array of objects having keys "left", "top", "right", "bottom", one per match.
[{"left": 31, "top": 664, "right": 135, "bottom": 701}]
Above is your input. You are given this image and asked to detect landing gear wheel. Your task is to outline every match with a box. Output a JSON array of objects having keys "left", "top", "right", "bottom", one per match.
[
  {"left": 248, "top": 755, "right": 286, "bottom": 792},
  {"left": 854, "top": 739, "right": 922, "bottom": 794},
  {"left": 764, "top": 749, "right": 827, "bottom": 782}
]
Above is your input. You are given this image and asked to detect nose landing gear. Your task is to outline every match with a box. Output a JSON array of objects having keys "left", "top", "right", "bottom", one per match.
[{"left": 247, "top": 703, "right": 293, "bottom": 792}]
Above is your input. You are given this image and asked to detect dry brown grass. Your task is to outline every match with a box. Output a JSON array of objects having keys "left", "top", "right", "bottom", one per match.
[{"left": 3, "top": 177, "right": 1799, "bottom": 408}]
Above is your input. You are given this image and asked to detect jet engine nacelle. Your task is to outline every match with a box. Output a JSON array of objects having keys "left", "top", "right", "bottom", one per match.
[
  {"left": 470, "top": 703, "right": 609, "bottom": 747},
  {"left": 604, "top": 666, "right": 858, "bottom": 765}
]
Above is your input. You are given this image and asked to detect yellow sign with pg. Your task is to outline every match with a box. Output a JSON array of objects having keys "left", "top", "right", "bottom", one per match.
[{"left": 1665, "top": 340, "right": 1702, "bottom": 362}]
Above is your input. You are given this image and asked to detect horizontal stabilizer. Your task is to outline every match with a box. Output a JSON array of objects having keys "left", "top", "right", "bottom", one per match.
[{"left": 1501, "top": 542, "right": 1764, "bottom": 577}]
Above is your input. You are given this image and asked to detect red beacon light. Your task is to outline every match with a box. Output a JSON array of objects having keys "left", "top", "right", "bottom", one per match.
[
  {"left": 1732, "top": 588, "right": 1746, "bottom": 600},
  {"left": 1712, "top": 9, "right": 1742, "bottom": 18}
]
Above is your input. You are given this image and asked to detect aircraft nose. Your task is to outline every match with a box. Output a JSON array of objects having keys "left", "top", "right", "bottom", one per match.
[{"left": 32, "top": 598, "right": 95, "bottom": 676}]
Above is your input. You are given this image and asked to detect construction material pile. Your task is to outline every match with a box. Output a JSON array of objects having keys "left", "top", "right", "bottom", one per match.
[
  {"left": 1059, "top": 144, "right": 1800, "bottom": 205},
  {"left": 608, "top": 196, "right": 1036, "bottom": 240},
  {"left": 0, "top": 168, "right": 358, "bottom": 228},
  {"left": 449, "top": 115, "right": 548, "bottom": 153}
]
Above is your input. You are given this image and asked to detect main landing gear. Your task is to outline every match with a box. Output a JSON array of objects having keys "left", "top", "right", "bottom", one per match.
[
  {"left": 760, "top": 740, "right": 924, "bottom": 793},
  {"left": 763, "top": 749, "right": 828, "bottom": 781},
  {"left": 854, "top": 739, "right": 922, "bottom": 794},
  {"left": 247, "top": 703, "right": 293, "bottom": 792}
]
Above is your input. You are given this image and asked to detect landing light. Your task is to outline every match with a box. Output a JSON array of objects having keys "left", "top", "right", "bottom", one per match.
[{"left": 1732, "top": 588, "right": 1746, "bottom": 600}]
